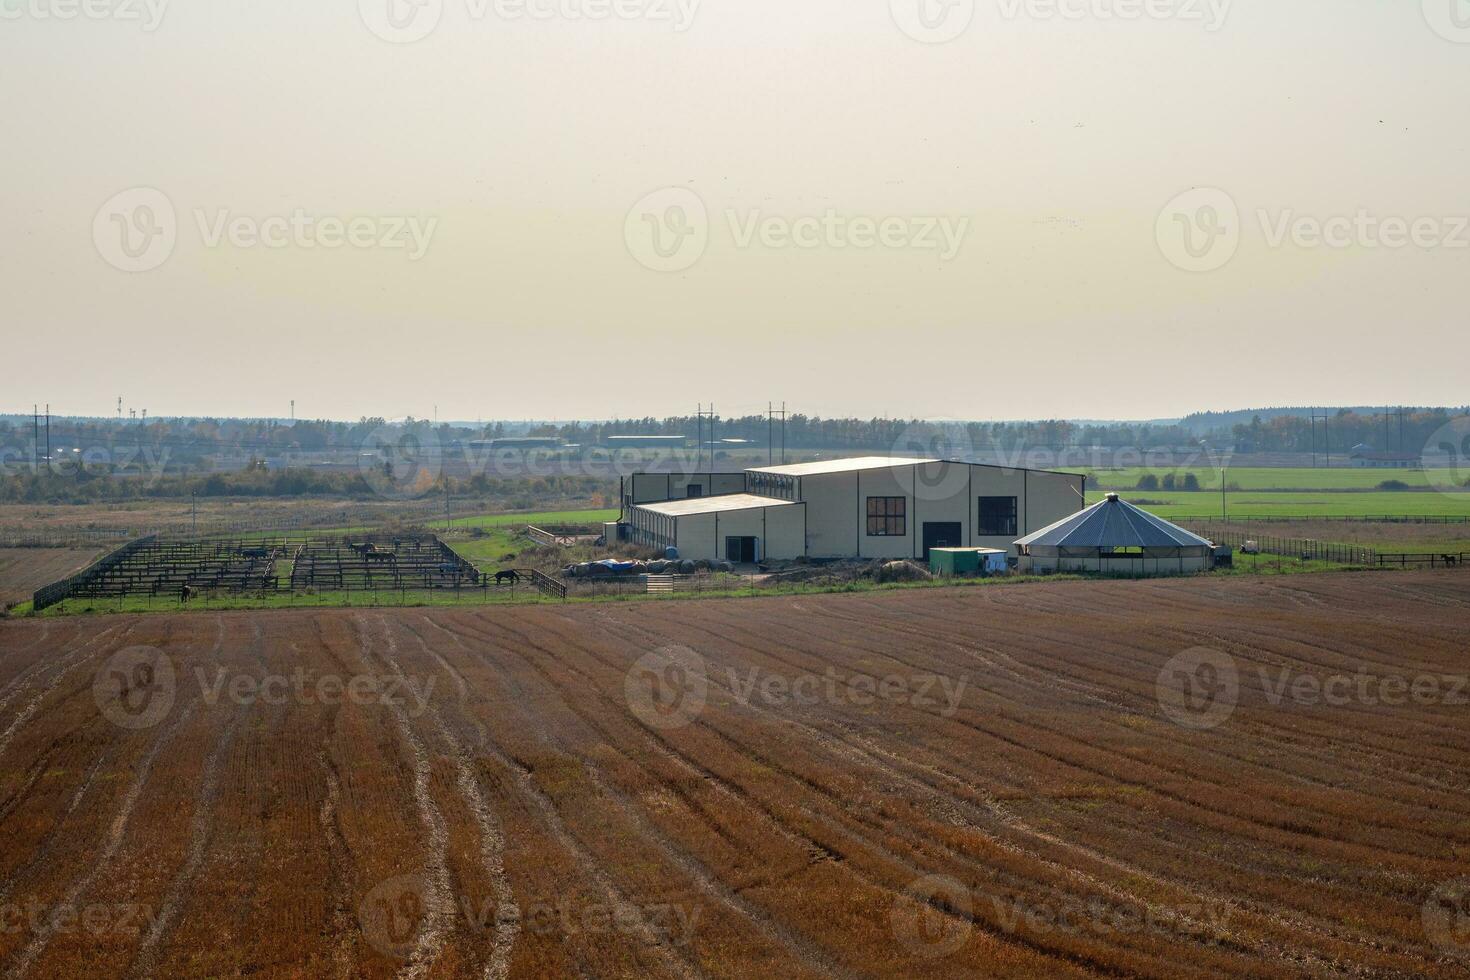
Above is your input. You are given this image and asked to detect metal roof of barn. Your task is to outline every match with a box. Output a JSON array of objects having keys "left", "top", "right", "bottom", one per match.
[
  {"left": 1015, "top": 493, "right": 1212, "bottom": 550},
  {"left": 746, "top": 456, "right": 942, "bottom": 477},
  {"left": 634, "top": 494, "right": 799, "bottom": 517}
]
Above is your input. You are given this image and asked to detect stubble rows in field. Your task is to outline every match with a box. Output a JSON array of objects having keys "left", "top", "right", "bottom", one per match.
[{"left": 0, "top": 574, "right": 1467, "bottom": 977}]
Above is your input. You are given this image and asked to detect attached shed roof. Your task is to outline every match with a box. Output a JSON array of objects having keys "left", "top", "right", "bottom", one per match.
[
  {"left": 634, "top": 494, "right": 799, "bottom": 517},
  {"left": 746, "top": 456, "right": 941, "bottom": 477},
  {"left": 1015, "top": 493, "right": 1212, "bottom": 550}
]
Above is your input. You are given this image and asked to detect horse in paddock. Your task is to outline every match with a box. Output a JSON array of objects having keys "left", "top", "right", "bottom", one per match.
[
  {"left": 494, "top": 570, "right": 521, "bottom": 586},
  {"left": 179, "top": 584, "right": 196, "bottom": 603}
]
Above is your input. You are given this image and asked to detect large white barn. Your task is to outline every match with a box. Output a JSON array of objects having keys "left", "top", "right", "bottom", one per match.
[{"left": 618, "top": 456, "right": 1085, "bottom": 563}]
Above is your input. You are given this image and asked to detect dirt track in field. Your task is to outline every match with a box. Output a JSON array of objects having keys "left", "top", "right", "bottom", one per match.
[{"left": 0, "top": 573, "right": 1468, "bottom": 978}]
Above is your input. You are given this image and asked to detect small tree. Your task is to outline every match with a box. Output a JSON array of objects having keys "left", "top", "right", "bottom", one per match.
[
  {"left": 1161, "top": 473, "right": 1177, "bottom": 491},
  {"left": 1182, "top": 473, "right": 1201, "bottom": 491},
  {"left": 1136, "top": 474, "right": 1160, "bottom": 491}
]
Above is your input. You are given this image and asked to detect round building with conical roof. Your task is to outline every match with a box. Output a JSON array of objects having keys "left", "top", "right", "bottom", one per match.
[{"left": 1015, "top": 492, "right": 1216, "bottom": 576}]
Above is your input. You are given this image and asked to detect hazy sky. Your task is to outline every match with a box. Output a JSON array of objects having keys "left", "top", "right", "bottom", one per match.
[{"left": 3, "top": 0, "right": 1467, "bottom": 422}]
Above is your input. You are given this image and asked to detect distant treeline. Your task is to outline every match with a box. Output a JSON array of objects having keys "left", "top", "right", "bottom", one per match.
[
  {"left": 3, "top": 407, "right": 1465, "bottom": 464},
  {"left": 1217, "top": 409, "right": 1464, "bottom": 455},
  {"left": 0, "top": 469, "right": 611, "bottom": 505}
]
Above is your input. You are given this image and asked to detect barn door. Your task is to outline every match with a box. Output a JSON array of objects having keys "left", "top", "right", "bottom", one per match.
[{"left": 922, "top": 523, "right": 962, "bottom": 561}]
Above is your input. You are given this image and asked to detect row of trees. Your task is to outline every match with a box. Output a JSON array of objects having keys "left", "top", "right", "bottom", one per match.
[
  {"left": 0, "top": 468, "right": 612, "bottom": 505},
  {"left": 1227, "top": 409, "right": 1463, "bottom": 454}
]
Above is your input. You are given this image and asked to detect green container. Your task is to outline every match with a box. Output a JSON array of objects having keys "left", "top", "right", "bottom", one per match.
[{"left": 929, "top": 548, "right": 982, "bottom": 576}]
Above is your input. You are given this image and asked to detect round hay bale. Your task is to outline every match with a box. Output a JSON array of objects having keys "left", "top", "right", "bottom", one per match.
[
  {"left": 877, "top": 560, "right": 932, "bottom": 584},
  {"left": 678, "top": 560, "right": 696, "bottom": 575}
]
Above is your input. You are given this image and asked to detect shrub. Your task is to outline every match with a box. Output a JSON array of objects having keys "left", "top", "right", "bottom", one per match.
[
  {"left": 1182, "top": 473, "right": 1201, "bottom": 491},
  {"left": 1377, "top": 479, "right": 1411, "bottom": 491},
  {"left": 1161, "top": 473, "right": 1177, "bottom": 491},
  {"left": 1136, "top": 474, "right": 1160, "bottom": 491}
]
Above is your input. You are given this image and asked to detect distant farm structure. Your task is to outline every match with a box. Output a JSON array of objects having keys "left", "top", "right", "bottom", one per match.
[{"left": 32, "top": 532, "right": 483, "bottom": 611}]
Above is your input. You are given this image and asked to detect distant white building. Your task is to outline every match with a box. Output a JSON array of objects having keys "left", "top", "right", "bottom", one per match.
[
  {"left": 1349, "top": 445, "right": 1420, "bottom": 469},
  {"left": 618, "top": 456, "right": 1084, "bottom": 563}
]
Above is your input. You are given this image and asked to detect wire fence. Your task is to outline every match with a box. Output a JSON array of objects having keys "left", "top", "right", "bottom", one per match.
[
  {"left": 1187, "top": 527, "right": 1377, "bottom": 566},
  {"left": 1372, "top": 552, "right": 1469, "bottom": 569}
]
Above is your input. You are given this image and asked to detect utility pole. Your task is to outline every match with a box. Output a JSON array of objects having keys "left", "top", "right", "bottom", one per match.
[
  {"left": 192, "top": 491, "right": 198, "bottom": 535},
  {"left": 290, "top": 399, "right": 295, "bottom": 422},
  {"left": 44, "top": 404, "right": 50, "bottom": 470},
  {"left": 768, "top": 402, "right": 774, "bottom": 466},
  {"left": 1310, "top": 410, "right": 1331, "bottom": 468},
  {"left": 694, "top": 405, "right": 718, "bottom": 472},
  {"left": 1221, "top": 461, "right": 1227, "bottom": 520},
  {"left": 32, "top": 405, "right": 39, "bottom": 474},
  {"left": 769, "top": 402, "right": 789, "bottom": 464},
  {"left": 781, "top": 401, "right": 787, "bottom": 463}
]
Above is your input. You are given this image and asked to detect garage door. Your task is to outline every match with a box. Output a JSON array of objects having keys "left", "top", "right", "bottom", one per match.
[{"left": 921, "top": 522, "right": 962, "bottom": 561}]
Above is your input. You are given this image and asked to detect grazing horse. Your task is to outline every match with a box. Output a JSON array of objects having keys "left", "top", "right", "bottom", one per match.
[
  {"left": 494, "top": 570, "right": 521, "bottom": 586},
  {"left": 1443, "top": 555, "right": 1459, "bottom": 567},
  {"left": 179, "top": 584, "right": 196, "bottom": 603}
]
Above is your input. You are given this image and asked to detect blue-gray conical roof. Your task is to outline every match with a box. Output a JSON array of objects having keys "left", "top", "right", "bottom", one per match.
[{"left": 1015, "top": 493, "right": 1212, "bottom": 550}]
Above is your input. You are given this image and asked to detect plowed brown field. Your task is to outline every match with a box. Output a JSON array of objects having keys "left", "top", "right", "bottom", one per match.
[
  {"left": 0, "top": 573, "right": 1468, "bottom": 978},
  {"left": 0, "top": 549, "right": 100, "bottom": 608}
]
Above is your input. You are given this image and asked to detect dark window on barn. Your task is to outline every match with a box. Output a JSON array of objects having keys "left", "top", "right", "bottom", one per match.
[
  {"left": 978, "top": 496, "right": 1018, "bottom": 536},
  {"left": 866, "top": 497, "right": 906, "bottom": 536},
  {"left": 687, "top": 484, "right": 703, "bottom": 498}
]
